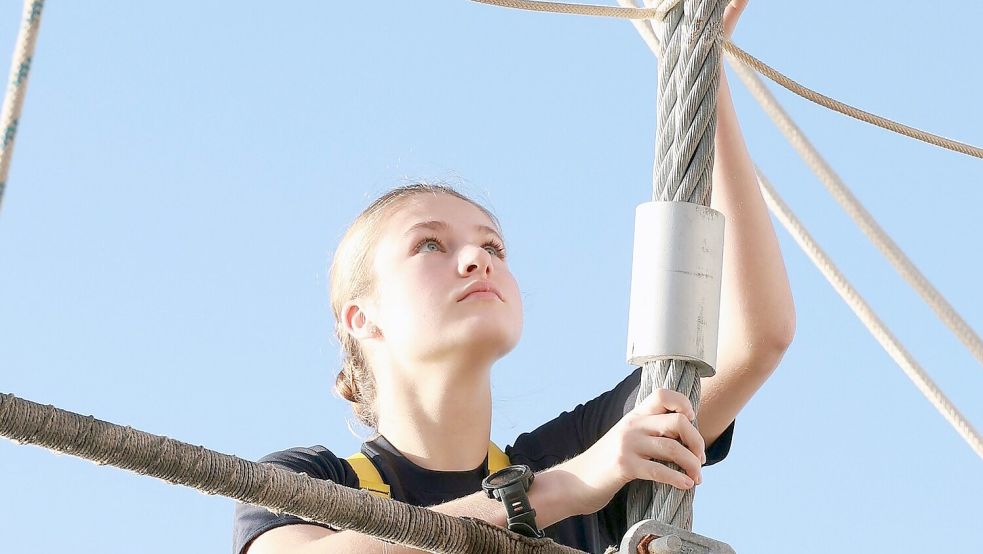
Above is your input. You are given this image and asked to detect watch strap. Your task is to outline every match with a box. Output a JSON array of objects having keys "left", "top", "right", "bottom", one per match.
[{"left": 497, "top": 482, "right": 544, "bottom": 538}]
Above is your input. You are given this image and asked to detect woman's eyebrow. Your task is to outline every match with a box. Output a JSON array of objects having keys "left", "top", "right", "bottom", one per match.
[
  {"left": 403, "top": 220, "right": 504, "bottom": 243},
  {"left": 476, "top": 224, "right": 505, "bottom": 243},
  {"left": 403, "top": 220, "right": 449, "bottom": 236}
]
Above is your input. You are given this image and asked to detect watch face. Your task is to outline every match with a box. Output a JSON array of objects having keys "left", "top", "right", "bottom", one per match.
[{"left": 486, "top": 466, "right": 525, "bottom": 487}]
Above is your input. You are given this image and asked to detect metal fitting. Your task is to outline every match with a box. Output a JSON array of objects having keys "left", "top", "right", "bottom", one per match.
[
  {"left": 626, "top": 201, "right": 725, "bottom": 377},
  {"left": 621, "top": 520, "right": 735, "bottom": 554}
]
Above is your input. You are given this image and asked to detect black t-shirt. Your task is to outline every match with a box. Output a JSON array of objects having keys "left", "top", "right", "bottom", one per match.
[{"left": 232, "top": 367, "right": 734, "bottom": 553}]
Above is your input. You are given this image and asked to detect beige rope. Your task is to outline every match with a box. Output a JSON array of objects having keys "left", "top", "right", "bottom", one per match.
[
  {"left": 728, "top": 57, "right": 983, "bottom": 371},
  {"left": 472, "top": 0, "right": 676, "bottom": 19},
  {"left": 0, "top": 392, "right": 586, "bottom": 554},
  {"left": 722, "top": 42, "right": 983, "bottom": 160},
  {"left": 618, "top": 0, "right": 983, "bottom": 459},
  {"left": 617, "top": 2, "right": 661, "bottom": 56},
  {"left": 477, "top": 0, "right": 983, "bottom": 160},
  {"left": 757, "top": 170, "right": 983, "bottom": 462},
  {"left": 0, "top": 0, "right": 44, "bottom": 212}
]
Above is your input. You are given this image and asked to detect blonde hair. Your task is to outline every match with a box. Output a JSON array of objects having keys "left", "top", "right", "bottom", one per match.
[{"left": 329, "top": 183, "right": 500, "bottom": 428}]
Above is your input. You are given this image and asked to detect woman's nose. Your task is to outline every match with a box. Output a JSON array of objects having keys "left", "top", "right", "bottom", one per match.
[{"left": 458, "top": 245, "right": 493, "bottom": 277}]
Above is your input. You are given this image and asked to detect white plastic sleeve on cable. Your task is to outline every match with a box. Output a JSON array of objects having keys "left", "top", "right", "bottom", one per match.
[{"left": 626, "top": 202, "right": 725, "bottom": 377}]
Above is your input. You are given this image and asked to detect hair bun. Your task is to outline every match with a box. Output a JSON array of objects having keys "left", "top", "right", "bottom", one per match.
[{"left": 334, "top": 364, "right": 359, "bottom": 403}]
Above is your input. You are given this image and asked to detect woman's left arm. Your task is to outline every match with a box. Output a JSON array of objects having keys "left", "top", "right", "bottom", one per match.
[{"left": 698, "top": 0, "right": 796, "bottom": 446}]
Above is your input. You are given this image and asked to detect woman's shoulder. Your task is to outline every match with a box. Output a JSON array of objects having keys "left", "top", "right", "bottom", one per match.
[
  {"left": 256, "top": 445, "right": 360, "bottom": 484},
  {"left": 233, "top": 445, "right": 361, "bottom": 554}
]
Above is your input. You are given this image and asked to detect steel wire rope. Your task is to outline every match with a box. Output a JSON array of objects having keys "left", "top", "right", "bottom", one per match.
[
  {"left": 474, "top": 0, "right": 722, "bottom": 530},
  {"left": 3, "top": 1, "right": 977, "bottom": 551},
  {"left": 622, "top": 0, "right": 729, "bottom": 532},
  {"left": 621, "top": 0, "right": 983, "bottom": 462},
  {"left": 624, "top": 0, "right": 983, "bottom": 372}
]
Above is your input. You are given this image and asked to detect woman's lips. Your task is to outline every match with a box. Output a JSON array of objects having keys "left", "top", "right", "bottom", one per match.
[
  {"left": 457, "top": 281, "right": 503, "bottom": 302},
  {"left": 461, "top": 290, "right": 501, "bottom": 301}
]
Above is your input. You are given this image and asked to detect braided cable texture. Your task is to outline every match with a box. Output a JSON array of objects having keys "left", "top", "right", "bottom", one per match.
[
  {"left": 617, "top": 0, "right": 983, "bottom": 465},
  {"left": 628, "top": 360, "right": 702, "bottom": 528},
  {"left": 625, "top": 0, "right": 727, "bottom": 531},
  {"left": 653, "top": 0, "right": 724, "bottom": 204},
  {"left": 0, "top": 0, "right": 44, "bottom": 212}
]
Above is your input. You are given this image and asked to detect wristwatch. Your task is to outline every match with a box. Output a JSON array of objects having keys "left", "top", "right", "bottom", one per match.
[{"left": 481, "top": 464, "right": 545, "bottom": 538}]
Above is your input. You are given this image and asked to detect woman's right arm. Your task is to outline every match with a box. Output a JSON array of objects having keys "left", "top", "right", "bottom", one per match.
[
  {"left": 246, "top": 388, "right": 703, "bottom": 553},
  {"left": 247, "top": 466, "right": 581, "bottom": 554}
]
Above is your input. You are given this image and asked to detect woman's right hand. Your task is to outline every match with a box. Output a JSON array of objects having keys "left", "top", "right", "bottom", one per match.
[{"left": 559, "top": 389, "right": 706, "bottom": 516}]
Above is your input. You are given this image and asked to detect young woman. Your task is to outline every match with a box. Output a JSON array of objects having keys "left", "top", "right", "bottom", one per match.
[{"left": 233, "top": 2, "right": 794, "bottom": 552}]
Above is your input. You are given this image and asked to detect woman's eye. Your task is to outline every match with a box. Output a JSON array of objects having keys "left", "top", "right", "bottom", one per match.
[
  {"left": 416, "top": 238, "right": 442, "bottom": 253},
  {"left": 483, "top": 242, "right": 507, "bottom": 259}
]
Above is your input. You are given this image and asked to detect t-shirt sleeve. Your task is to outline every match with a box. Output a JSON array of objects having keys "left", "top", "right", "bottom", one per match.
[
  {"left": 505, "top": 368, "right": 735, "bottom": 550},
  {"left": 231, "top": 446, "right": 360, "bottom": 554},
  {"left": 506, "top": 368, "right": 735, "bottom": 550},
  {"left": 506, "top": 367, "right": 734, "bottom": 469},
  {"left": 506, "top": 367, "right": 640, "bottom": 468}
]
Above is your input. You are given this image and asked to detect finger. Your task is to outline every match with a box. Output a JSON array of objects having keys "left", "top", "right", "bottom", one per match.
[
  {"left": 629, "top": 455, "right": 695, "bottom": 490},
  {"left": 633, "top": 452, "right": 696, "bottom": 490},
  {"left": 638, "top": 436, "right": 703, "bottom": 484},
  {"left": 630, "top": 412, "right": 706, "bottom": 462},
  {"left": 636, "top": 389, "right": 696, "bottom": 421},
  {"left": 668, "top": 412, "right": 707, "bottom": 465}
]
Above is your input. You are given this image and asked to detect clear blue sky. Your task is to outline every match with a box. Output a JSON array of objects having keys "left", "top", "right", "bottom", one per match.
[{"left": 2, "top": 1, "right": 981, "bottom": 552}]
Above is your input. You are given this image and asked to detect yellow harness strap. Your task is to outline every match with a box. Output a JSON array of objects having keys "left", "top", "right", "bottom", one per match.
[
  {"left": 346, "top": 452, "right": 391, "bottom": 497},
  {"left": 487, "top": 442, "right": 510, "bottom": 473},
  {"left": 347, "top": 442, "right": 511, "bottom": 499}
]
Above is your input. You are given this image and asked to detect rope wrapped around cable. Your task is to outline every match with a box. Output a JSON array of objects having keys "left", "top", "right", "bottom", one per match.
[
  {"left": 0, "top": 392, "right": 586, "bottom": 554},
  {"left": 624, "top": 0, "right": 728, "bottom": 531},
  {"left": 0, "top": 0, "right": 44, "bottom": 212}
]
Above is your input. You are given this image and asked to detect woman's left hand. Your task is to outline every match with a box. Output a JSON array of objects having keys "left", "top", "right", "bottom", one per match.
[{"left": 547, "top": 389, "right": 706, "bottom": 518}]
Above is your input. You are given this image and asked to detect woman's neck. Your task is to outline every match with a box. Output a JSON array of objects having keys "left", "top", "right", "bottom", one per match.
[{"left": 374, "top": 359, "right": 493, "bottom": 472}]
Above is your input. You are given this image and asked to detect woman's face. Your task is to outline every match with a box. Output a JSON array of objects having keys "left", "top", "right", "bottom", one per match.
[{"left": 365, "top": 193, "right": 523, "bottom": 368}]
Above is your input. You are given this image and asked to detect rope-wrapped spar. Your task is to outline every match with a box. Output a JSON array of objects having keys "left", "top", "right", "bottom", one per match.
[{"left": 0, "top": 392, "right": 586, "bottom": 554}]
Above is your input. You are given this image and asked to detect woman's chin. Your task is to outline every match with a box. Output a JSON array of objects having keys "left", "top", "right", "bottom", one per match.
[{"left": 447, "top": 320, "right": 520, "bottom": 357}]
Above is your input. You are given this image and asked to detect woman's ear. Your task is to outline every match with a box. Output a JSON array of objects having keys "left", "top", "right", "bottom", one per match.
[{"left": 342, "top": 301, "right": 381, "bottom": 340}]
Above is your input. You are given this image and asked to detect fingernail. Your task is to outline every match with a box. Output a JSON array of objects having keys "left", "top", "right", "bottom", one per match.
[{"left": 684, "top": 478, "right": 695, "bottom": 488}]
